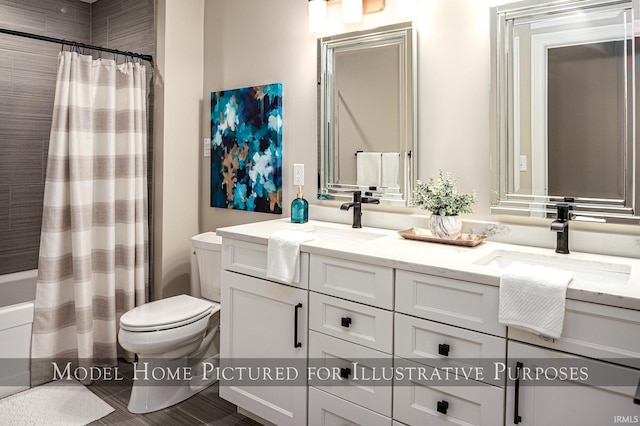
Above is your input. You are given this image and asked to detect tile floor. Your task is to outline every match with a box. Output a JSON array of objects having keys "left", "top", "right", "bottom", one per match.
[{"left": 87, "top": 360, "right": 261, "bottom": 425}]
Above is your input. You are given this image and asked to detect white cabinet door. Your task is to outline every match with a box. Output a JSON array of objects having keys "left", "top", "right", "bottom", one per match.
[
  {"left": 506, "top": 341, "right": 640, "bottom": 426},
  {"left": 220, "top": 270, "right": 308, "bottom": 426}
]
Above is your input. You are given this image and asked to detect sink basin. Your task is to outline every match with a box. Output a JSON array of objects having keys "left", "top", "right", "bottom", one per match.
[
  {"left": 306, "top": 226, "right": 386, "bottom": 245},
  {"left": 474, "top": 249, "right": 631, "bottom": 286}
]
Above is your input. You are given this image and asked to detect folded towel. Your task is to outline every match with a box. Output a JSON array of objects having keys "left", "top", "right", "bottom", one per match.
[
  {"left": 356, "top": 152, "right": 382, "bottom": 187},
  {"left": 266, "top": 230, "right": 315, "bottom": 284},
  {"left": 381, "top": 152, "right": 400, "bottom": 188},
  {"left": 498, "top": 262, "right": 573, "bottom": 338}
]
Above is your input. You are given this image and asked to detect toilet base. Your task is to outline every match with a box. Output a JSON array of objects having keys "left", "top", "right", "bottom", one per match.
[{"left": 127, "top": 355, "right": 219, "bottom": 414}]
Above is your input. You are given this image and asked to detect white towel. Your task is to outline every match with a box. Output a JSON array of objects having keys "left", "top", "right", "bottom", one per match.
[
  {"left": 266, "top": 230, "right": 315, "bottom": 284},
  {"left": 381, "top": 152, "right": 400, "bottom": 188},
  {"left": 498, "top": 262, "right": 573, "bottom": 338},
  {"left": 356, "top": 152, "right": 382, "bottom": 187}
]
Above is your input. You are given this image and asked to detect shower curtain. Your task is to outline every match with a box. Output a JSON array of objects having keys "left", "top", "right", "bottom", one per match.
[{"left": 31, "top": 51, "right": 148, "bottom": 385}]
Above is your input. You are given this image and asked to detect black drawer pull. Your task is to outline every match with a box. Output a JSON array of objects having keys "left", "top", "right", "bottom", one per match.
[
  {"left": 634, "top": 377, "right": 640, "bottom": 405},
  {"left": 294, "top": 303, "right": 302, "bottom": 348},
  {"left": 341, "top": 317, "right": 352, "bottom": 328},
  {"left": 438, "top": 343, "right": 450, "bottom": 357},
  {"left": 514, "top": 362, "right": 523, "bottom": 424},
  {"left": 340, "top": 367, "right": 351, "bottom": 379},
  {"left": 437, "top": 400, "right": 449, "bottom": 415}
]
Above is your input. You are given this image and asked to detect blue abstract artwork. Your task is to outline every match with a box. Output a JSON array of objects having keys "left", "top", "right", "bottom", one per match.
[{"left": 210, "top": 83, "right": 283, "bottom": 214}]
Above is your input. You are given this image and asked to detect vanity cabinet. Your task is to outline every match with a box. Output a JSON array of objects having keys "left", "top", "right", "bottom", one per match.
[
  {"left": 308, "top": 254, "right": 395, "bottom": 424},
  {"left": 220, "top": 240, "right": 309, "bottom": 426},
  {"left": 219, "top": 224, "right": 640, "bottom": 426},
  {"left": 393, "top": 270, "right": 507, "bottom": 426}
]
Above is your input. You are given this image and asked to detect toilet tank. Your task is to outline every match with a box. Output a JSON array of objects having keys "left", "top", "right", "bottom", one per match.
[{"left": 190, "top": 232, "right": 222, "bottom": 303}]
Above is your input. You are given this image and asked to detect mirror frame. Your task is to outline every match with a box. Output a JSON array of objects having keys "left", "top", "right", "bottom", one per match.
[
  {"left": 317, "top": 22, "right": 417, "bottom": 206},
  {"left": 490, "top": 0, "right": 640, "bottom": 223}
]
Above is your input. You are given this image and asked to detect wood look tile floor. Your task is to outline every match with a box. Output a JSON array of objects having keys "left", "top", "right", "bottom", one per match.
[{"left": 87, "top": 360, "right": 261, "bottom": 425}]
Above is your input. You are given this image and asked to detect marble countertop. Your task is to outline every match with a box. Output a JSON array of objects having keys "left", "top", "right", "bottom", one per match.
[{"left": 216, "top": 218, "right": 640, "bottom": 311}]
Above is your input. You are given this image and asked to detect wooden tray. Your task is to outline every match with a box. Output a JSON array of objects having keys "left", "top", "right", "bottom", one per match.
[{"left": 398, "top": 228, "right": 487, "bottom": 247}]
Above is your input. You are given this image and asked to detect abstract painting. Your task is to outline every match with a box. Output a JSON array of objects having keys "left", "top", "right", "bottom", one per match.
[{"left": 210, "top": 83, "right": 283, "bottom": 214}]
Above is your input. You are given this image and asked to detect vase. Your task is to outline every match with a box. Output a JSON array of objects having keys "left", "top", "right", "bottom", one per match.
[{"left": 429, "top": 214, "right": 462, "bottom": 239}]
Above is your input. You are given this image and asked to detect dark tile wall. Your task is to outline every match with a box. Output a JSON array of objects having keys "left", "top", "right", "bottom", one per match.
[
  {"left": 0, "top": 0, "right": 155, "bottom": 276},
  {"left": 0, "top": 0, "right": 90, "bottom": 275}
]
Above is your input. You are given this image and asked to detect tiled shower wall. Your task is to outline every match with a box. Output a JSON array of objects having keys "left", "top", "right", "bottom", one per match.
[{"left": 0, "top": 0, "right": 155, "bottom": 276}]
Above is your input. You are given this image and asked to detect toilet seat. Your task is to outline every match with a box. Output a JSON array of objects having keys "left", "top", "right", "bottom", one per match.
[{"left": 120, "top": 294, "right": 216, "bottom": 332}]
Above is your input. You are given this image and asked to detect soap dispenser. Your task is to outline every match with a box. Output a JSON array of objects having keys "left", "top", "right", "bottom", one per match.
[{"left": 291, "top": 185, "right": 308, "bottom": 223}]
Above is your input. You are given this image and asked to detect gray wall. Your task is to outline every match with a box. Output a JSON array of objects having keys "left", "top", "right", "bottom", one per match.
[{"left": 0, "top": 0, "right": 154, "bottom": 276}]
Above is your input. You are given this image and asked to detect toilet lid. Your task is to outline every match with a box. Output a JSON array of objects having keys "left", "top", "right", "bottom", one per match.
[{"left": 120, "top": 294, "right": 215, "bottom": 332}]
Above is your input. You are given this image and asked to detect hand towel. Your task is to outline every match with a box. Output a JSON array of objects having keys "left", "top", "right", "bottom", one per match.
[
  {"left": 266, "top": 230, "right": 315, "bottom": 284},
  {"left": 498, "top": 261, "right": 573, "bottom": 338},
  {"left": 356, "top": 152, "right": 382, "bottom": 187},
  {"left": 381, "top": 152, "right": 400, "bottom": 188}
]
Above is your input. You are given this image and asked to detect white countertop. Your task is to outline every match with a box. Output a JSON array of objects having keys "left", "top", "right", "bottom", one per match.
[{"left": 216, "top": 218, "right": 640, "bottom": 311}]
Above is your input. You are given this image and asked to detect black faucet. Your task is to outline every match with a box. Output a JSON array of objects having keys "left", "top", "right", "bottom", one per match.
[
  {"left": 340, "top": 191, "right": 380, "bottom": 228},
  {"left": 551, "top": 199, "right": 573, "bottom": 254}
]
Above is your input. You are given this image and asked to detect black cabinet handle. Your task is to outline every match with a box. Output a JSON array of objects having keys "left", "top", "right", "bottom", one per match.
[
  {"left": 341, "top": 317, "right": 352, "bottom": 328},
  {"left": 514, "top": 362, "right": 523, "bottom": 424},
  {"left": 294, "top": 303, "right": 302, "bottom": 348},
  {"left": 438, "top": 343, "right": 450, "bottom": 357},
  {"left": 634, "top": 377, "right": 640, "bottom": 405},
  {"left": 340, "top": 367, "right": 351, "bottom": 379},
  {"left": 437, "top": 400, "right": 449, "bottom": 415}
]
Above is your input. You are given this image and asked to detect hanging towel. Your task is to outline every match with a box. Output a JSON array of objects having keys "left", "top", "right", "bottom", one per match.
[
  {"left": 381, "top": 152, "right": 400, "bottom": 188},
  {"left": 266, "top": 230, "right": 315, "bottom": 284},
  {"left": 498, "top": 262, "right": 573, "bottom": 338},
  {"left": 356, "top": 152, "right": 382, "bottom": 187}
]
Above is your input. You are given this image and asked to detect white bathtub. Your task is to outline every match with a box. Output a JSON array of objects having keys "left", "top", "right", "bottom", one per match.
[{"left": 0, "top": 269, "right": 36, "bottom": 399}]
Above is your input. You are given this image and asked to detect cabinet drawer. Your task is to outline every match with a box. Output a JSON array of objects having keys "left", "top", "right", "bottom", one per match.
[
  {"left": 308, "top": 387, "right": 392, "bottom": 426},
  {"left": 309, "top": 330, "right": 392, "bottom": 417},
  {"left": 393, "top": 358, "right": 505, "bottom": 426},
  {"left": 508, "top": 298, "right": 640, "bottom": 370},
  {"left": 309, "top": 255, "right": 393, "bottom": 309},
  {"left": 395, "top": 270, "right": 505, "bottom": 337},
  {"left": 395, "top": 313, "right": 506, "bottom": 385},
  {"left": 310, "top": 292, "right": 393, "bottom": 353},
  {"left": 222, "top": 238, "right": 310, "bottom": 288}
]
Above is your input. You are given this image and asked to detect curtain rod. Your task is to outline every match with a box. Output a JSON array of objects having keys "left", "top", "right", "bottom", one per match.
[{"left": 0, "top": 27, "right": 153, "bottom": 63}]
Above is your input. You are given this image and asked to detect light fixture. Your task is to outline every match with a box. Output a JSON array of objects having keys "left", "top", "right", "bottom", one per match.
[
  {"left": 308, "top": 0, "right": 327, "bottom": 33},
  {"left": 395, "top": 0, "right": 416, "bottom": 18},
  {"left": 308, "top": 0, "right": 387, "bottom": 32},
  {"left": 342, "top": 0, "right": 363, "bottom": 23}
]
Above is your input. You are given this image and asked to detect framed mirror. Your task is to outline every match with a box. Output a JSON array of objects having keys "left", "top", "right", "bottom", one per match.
[
  {"left": 317, "top": 22, "right": 417, "bottom": 206},
  {"left": 490, "top": 0, "right": 640, "bottom": 222}
]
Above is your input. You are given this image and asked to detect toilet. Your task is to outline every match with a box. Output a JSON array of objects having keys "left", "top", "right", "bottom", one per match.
[{"left": 118, "top": 232, "right": 222, "bottom": 414}]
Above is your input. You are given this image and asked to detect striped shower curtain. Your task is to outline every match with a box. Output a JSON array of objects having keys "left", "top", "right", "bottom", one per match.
[{"left": 31, "top": 51, "right": 148, "bottom": 385}]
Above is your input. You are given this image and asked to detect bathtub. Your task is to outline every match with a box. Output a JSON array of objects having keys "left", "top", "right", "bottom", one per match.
[{"left": 0, "top": 269, "right": 36, "bottom": 399}]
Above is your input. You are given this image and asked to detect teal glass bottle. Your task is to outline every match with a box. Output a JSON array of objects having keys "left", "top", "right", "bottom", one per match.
[{"left": 291, "top": 186, "right": 309, "bottom": 224}]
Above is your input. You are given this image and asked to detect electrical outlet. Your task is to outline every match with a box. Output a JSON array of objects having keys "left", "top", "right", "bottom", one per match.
[
  {"left": 519, "top": 155, "right": 527, "bottom": 172},
  {"left": 293, "top": 164, "right": 304, "bottom": 185}
]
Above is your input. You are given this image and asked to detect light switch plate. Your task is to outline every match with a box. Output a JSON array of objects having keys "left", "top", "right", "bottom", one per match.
[
  {"left": 519, "top": 155, "right": 527, "bottom": 172},
  {"left": 204, "top": 138, "right": 211, "bottom": 157},
  {"left": 293, "top": 164, "right": 304, "bottom": 185}
]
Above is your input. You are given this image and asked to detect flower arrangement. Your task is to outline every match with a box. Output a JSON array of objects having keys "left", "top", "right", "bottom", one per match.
[{"left": 413, "top": 170, "right": 477, "bottom": 216}]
